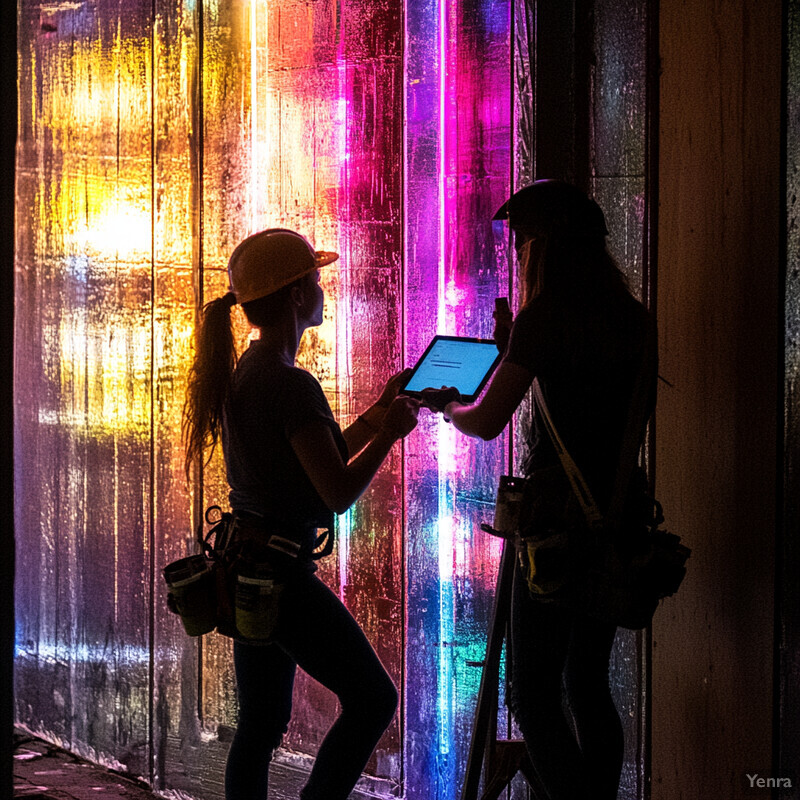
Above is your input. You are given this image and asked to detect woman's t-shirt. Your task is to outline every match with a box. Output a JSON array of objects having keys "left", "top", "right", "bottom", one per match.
[
  {"left": 222, "top": 340, "right": 348, "bottom": 531},
  {"left": 504, "top": 292, "right": 654, "bottom": 508}
]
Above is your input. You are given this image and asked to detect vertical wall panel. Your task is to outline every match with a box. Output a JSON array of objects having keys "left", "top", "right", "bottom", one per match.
[
  {"left": 590, "top": 3, "right": 649, "bottom": 797},
  {"left": 197, "top": 0, "right": 246, "bottom": 745},
  {"left": 339, "top": 0, "right": 405, "bottom": 780},
  {"left": 151, "top": 0, "right": 203, "bottom": 792},
  {"left": 193, "top": 0, "right": 405, "bottom": 788},
  {"left": 403, "top": 0, "right": 511, "bottom": 796},
  {"left": 511, "top": 0, "right": 533, "bottom": 486},
  {"left": 14, "top": 0, "right": 154, "bottom": 776},
  {"left": 591, "top": 0, "right": 647, "bottom": 296}
]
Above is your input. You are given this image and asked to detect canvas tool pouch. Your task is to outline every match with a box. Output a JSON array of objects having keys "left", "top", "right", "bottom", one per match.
[
  {"left": 232, "top": 556, "right": 285, "bottom": 644},
  {"left": 517, "top": 465, "right": 589, "bottom": 601},
  {"left": 214, "top": 515, "right": 321, "bottom": 645},
  {"left": 163, "top": 507, "right": 235, "bottom": 638},
  {"left": 163, "top": 554, "right": 217, "bottom": 636}
]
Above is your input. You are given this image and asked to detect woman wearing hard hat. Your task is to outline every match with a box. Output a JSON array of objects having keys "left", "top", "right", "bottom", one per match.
[{"left": 183, "top": 228, "right": 419, "bottom": 800}]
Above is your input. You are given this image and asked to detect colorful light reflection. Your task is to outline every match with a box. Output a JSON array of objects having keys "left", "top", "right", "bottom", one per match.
[
  {"left": 16, "top": 0, "right": 510, "bottom": 795},
  {"left": 403, "top": 0, "right": 511, "bottom": 789}
]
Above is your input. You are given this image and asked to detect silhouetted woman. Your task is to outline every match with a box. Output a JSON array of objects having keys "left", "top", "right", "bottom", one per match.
[
  {"left": 426, "top": 181, "right": 655, "bottom": 800},
  {"left": 183, "top": 228, "right": 419, "bottom": 800}
]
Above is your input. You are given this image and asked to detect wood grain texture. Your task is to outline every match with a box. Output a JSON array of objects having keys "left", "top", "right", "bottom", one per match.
[{"left": 654, "top": 1, "right": 782, "bottom": 796}]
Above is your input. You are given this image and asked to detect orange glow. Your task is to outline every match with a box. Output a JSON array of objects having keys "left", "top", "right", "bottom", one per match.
[{"left": 72, "top": 205, "right": 152, "bottom": 263}]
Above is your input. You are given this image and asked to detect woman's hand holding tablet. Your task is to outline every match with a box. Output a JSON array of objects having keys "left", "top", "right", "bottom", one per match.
[
  {"left": 419, "top": 386, "right": 462, "bottom": 413},
  {"left": 399, "top": 335, "right": 502, "bottom": 403}
]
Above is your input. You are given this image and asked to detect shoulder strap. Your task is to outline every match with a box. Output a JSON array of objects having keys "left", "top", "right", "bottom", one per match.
[{"left": 532, "top": 380, "right": 603, "bottom": 525}]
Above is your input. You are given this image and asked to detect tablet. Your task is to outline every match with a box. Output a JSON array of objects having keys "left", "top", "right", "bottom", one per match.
[{"left": 401, "top": 335, "right": 502, "bottom": 402}]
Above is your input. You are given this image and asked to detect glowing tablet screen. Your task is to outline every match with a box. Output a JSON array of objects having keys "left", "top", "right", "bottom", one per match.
[{"left": 402, "top": 336, "right": 501, "bottom": 401}]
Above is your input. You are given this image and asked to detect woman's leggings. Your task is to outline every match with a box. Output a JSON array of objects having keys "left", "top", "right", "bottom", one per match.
[
  {"left": 508, "top": 567, "right": 623, "bottom": 800},
  {"left": 224, "top": 571, "right": 398, "bottom": 800}
]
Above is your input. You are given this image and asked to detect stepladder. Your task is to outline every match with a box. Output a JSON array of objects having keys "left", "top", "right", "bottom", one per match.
[{"left": 459, "top": 534, "right": 537, "bottom": 800}]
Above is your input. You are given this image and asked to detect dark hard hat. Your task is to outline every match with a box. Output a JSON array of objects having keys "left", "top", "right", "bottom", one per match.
[{"left": 493, "top": 179, "right": 609, "bottom": 237}]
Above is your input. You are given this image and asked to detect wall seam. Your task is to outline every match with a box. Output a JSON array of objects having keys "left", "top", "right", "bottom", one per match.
[
  {"left": 774, "top": 0, "right": 789, "bottom": 794},
  {"left": 643, "top": 1, "right": 660, "bottom": 798},
  {"left": 148, "top": 0, "right": 158, "bottom": 788}
]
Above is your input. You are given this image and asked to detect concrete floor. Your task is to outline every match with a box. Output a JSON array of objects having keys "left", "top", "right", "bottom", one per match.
[
  {"left": 12, "top": 730, "right": 396, "bottom": 799},
  {"left": 13, "top": 731, "right": 158, "bottom": 800}
]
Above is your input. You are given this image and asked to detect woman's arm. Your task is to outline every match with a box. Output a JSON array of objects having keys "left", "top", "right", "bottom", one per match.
[
  {"left": 340, "top": 368, "right": 413, "bottom": 457},
  {"left": 291, "top": 395, "right": 419, "bottom": 514},
  {"left": 444, "top": 361, "right": 534, "bottom": 440},
  {"left": 340, "top": 403, "right": 387, "bottom": 457}
]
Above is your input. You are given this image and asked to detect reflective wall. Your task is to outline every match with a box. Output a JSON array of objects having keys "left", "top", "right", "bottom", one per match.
[
  {"left": 404, "top": 0, "right": 511, "bottom": 792},
  {"left": 590, "top": 3, "right": 651, "bottom": 796},
  {"left": 14, "top": 0, "right": 651, "bottom": 797},
  {"left": 15, "top": 0, "right": 156, "bottom": 776}
]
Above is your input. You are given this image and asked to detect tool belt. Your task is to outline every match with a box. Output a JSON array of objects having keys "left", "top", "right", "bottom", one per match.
[
  {"left": 227, "top": 511, "right": 335, "bottom": 563},
  {"left": 163, "top": 506, "right": 335, "bottom": 644}
]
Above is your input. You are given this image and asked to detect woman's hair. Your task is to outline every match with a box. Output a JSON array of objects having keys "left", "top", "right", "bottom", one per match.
[
  {"left": 519, "top": 231, "right": 630, "bottom": 308},
  {"left": 182, "top": 281, "right": 298, "bottom": 479},
  {"left": 182, "top": 292, "right": 238, "bottom": 479}
]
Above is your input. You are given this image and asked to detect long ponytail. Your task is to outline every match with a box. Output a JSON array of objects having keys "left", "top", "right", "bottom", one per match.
[{"left": 182, "top": 291, "right": 239, "bottom": 479}]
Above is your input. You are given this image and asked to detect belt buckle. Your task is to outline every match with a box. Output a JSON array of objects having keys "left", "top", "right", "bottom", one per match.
[{"left": 267, "top": 535, "right": 302, "bottom": 558}]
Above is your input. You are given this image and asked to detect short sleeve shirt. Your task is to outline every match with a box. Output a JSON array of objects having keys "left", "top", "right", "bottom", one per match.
[
  {"left": 222, "top": 341, "right": 348, "bottom": 530},
  {"left": 504, "top": 293, "right": 653, "bottom": 507}
]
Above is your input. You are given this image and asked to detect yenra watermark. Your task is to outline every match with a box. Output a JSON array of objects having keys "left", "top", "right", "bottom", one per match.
[{"left": 746, "top": 773, "right": 793, "bottom": 790}]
